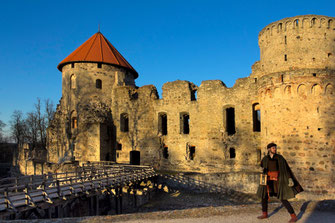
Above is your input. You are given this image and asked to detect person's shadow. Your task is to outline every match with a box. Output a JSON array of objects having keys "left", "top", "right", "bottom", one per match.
[
  {"left": 297, "top": 201, "right": 311, "bottom": 220},
  {"left": 268, "top": 201, "right": 311, "bottom": 219}
]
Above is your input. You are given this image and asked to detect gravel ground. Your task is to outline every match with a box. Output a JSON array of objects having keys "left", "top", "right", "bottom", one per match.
[{"left": 4, "top": 190, "right": 335, "bottom": 223}]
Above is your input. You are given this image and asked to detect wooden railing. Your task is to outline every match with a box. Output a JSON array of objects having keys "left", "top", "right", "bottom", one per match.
[{"left": 0, "top": 163, "right": 157, "bottom": 213}]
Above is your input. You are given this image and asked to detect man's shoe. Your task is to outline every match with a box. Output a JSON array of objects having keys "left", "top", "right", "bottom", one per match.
[
  {"left": 288, "top": 213, "right": 298, "bottom": 222},
  {"left": 257, "top": 212, "right": 268, "bottom": 219}
]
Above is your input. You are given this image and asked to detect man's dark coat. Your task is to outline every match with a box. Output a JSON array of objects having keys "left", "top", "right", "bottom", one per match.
[{"left": 256, "top": 154, "right": 303, "bottom": 200}]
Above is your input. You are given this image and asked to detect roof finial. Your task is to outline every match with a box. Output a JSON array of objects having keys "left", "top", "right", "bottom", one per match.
[{"left": 98, "top": 24, "right": 100, "bottom": 33}]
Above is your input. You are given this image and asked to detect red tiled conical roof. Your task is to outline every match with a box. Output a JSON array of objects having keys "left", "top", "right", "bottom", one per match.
[{"left": 57, "top": 32, "right": 138, "bottom": 78}]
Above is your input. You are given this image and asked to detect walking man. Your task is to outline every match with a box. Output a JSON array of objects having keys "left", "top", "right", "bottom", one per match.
[{"left": 256, "top": 143, "right": 303, "bottom": 222}]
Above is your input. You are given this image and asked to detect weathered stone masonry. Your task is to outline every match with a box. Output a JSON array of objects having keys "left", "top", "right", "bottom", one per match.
[{"left": 22, "top": 15, "right": 335, "bottom": 198}]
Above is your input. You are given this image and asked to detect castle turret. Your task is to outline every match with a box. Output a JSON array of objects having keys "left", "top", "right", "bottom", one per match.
[{"left": 254, "top": 15, "right": 335, "bottom": 76}]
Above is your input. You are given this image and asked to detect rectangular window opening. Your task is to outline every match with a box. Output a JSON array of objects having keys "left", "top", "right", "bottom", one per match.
[
  {"left": 158, "top": 113, "right": 168, "bottom": 135},
  {"left": 226, "top": 108, "right": 236, "bottom": 135},
  {"left": 189, "top": 146, "right": 195, "bottom": 160},
  {"left": 253, "top": 103, "right": 261, "bottom": 132},
  {"left": 180, "top": 113, "right": 190, "bottom": 134},
  {"left": 120, "top": 114, "right": 129, "bottom": 132}
]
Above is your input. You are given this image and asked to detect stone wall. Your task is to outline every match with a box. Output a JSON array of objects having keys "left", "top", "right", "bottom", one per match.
[{"left": 41, "top": 14, "right": 335, "bottom": 199}]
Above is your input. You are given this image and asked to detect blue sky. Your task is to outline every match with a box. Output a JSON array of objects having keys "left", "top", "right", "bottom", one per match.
[{"left": 0, "top": 0, "right": 334, "bottom": 134}]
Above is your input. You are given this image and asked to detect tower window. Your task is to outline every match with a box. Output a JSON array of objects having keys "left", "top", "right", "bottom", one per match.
[
  {"left": 158, "top": 113, "right": 167, "bottom": 135},
  {"left": 253, "top": 103, "right": 261, "bottom": 132},
  {"left": 284, "top": 54, "right": 287, "bottom": 61},
  {"left": 120, "top": 113, "right": 129, "bottom": 132},
  {"left": 98, "top": 63, "right": 102, "bottom": 68},
  {"left": 226, "top": 107, "right": 236, "bottom": 135},
  {"left": 71, "top": 117, "right": 77, "bottom": 129},
  {"left": 180, "top": 113, "right": 190, "bottom": 134},
  {"left": 70, "top": 74, "right": 76, "bottom": 89},
  {"left": 71, "top": 111, "right": 77, "bottom": 129},
  {"left": 96, "top": 79, "right": 102, "bottom": 89},
  {"left": 284, "top": 36, "right": 287, "bottom": 44},
  {"left": 71, "top": 63, "right": 74, "bottom": 68},
  {"left": 229, "top": 147, "right": 236, "bottom": 159}
]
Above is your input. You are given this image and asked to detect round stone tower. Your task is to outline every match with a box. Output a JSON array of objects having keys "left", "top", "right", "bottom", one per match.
[
  {"left": 256, "top": 15, "right": 335, "bottom": 76},
  {"left": 50, "top": 32, "right": 138, "bottom": 162},
  {"left": 58, "top": 32, "right": 138, "bottom": 111},
  {"left": 256, "top": 15, "right": 335, "bottom": 196}
]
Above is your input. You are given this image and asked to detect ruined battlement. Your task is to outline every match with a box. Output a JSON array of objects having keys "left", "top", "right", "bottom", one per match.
[
  {"left": 161, "top": 80, "right": 197, "bottom": 102},
  {"left": 257, "top": 15, "right": 335, "bottom": 76}
]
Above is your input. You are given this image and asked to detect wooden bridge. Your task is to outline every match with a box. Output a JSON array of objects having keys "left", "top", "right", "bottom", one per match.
[{"left": 0, "top": 162, "right": 158, "bottom": 220}]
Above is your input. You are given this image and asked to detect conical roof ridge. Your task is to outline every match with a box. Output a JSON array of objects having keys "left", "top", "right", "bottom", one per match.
[{"left": 57, "top": 32, "right": 138, "bottom": 78}]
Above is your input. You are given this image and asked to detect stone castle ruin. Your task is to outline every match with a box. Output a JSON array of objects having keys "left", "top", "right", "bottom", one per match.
[{"left": 21, "top": 15, "right": 335, "bottom": 198}]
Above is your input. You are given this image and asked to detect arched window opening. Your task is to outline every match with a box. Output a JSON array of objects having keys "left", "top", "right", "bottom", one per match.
[
  {"left": 191, "top": 90, "right": 197, "bottom": 101},
  {"left": 253, "top": 103, "right": 261, "bottom": 132},
  {"left": 120, "top": 113, "right": 129, "bottom": 132},
  {"left": 229, "top": 147, "right": 236, "bottom": 159},
  {"left": 158, "top": 113, "right": 167, "bottom": 135},
  {"left": 180, "top": 113, "right": 190, "bottom": 134},
  {"left": 96, "top": 79, "right": 102, "bottom": 89},
  {"left": 226, "top": 107, "right": 236, "bottom": 135},
  {"left": 163, "top": 146, "right": 169, "bottom": 159},
  {"left": 188, "top": 145, "right": 196, "bottom": 160},
  {"left": 284, "top": 54, "right": 287, "bottom": 61},
  {"left": 70, "top": 74, "right": 76, "bottom": 89},
  {"left": 294, "top": 19, "right": 299, "bottom": 27},
  {"left": 311, "top": 18, "right": 316, "bottom": 26}
]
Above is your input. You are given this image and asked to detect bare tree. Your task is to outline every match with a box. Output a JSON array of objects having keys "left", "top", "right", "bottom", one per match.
[
  {"left": 0, "top": 120, "right": 6, "bottom": 143},
  {"left": 10, "top": 110, "right": 26, "bottom": 165}
]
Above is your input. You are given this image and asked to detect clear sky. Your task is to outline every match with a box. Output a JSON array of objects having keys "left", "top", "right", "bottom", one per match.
[{"left": 0, "top": 0, "right": 334, "bottom": 135}]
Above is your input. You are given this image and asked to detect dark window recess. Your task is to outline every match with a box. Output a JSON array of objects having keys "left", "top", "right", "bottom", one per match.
[
  {"left": 163, "top": 146, "right": 169, "bottom": 159},
  {"left": 191, "top": 90, "right": 197, "bottom": 101},
  {"left": 253, "top": 103, "right": 261, "bottom": 132},
  {"left": 71, "top": 63, "right": 74, "bottom": 68},
  {"left": 158, "top": 113, "right": 168, "bottom": 135},
  {"left": 229, "top": 147, "right": 236, "bottom": 159},
  {"left": 180, "top": 113, "right": 190, "bottom": 134},
  {"left": 313, "top": 73, "right": 317, "bottom": 77},
  {"left": 71, "top": 117, "right": 77, "bottom": 129},
  {"left": 226, "top": 107, "right": 236, "bottom": 135},
  {"left": 284, "top": 36, "right": 287, "bottom": 44},
  {"left": 97, "top": 63, "right": 102, "bottom": 68},
  {"left": 189, "top": 146, "right": 195, "bottom": 160},
  {"left": 96, "top": 79, "right": 102, "bottom": 89},
  {"left": 120, "top": 113, "right": 129, "bottom": 132},
  {"left": 116, "top": 142, "right": 122, "bottom": 150},
  {"left": 284, "top": 54, "right": 287, "bottom": 61},
  {"left": 328, "top": 53, "right": 332, "bottom": 57}
]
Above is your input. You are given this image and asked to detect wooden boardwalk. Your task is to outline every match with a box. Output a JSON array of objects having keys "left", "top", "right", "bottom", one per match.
[{"left": 0, "top": 162, "right": 157, "bottom": 219}]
